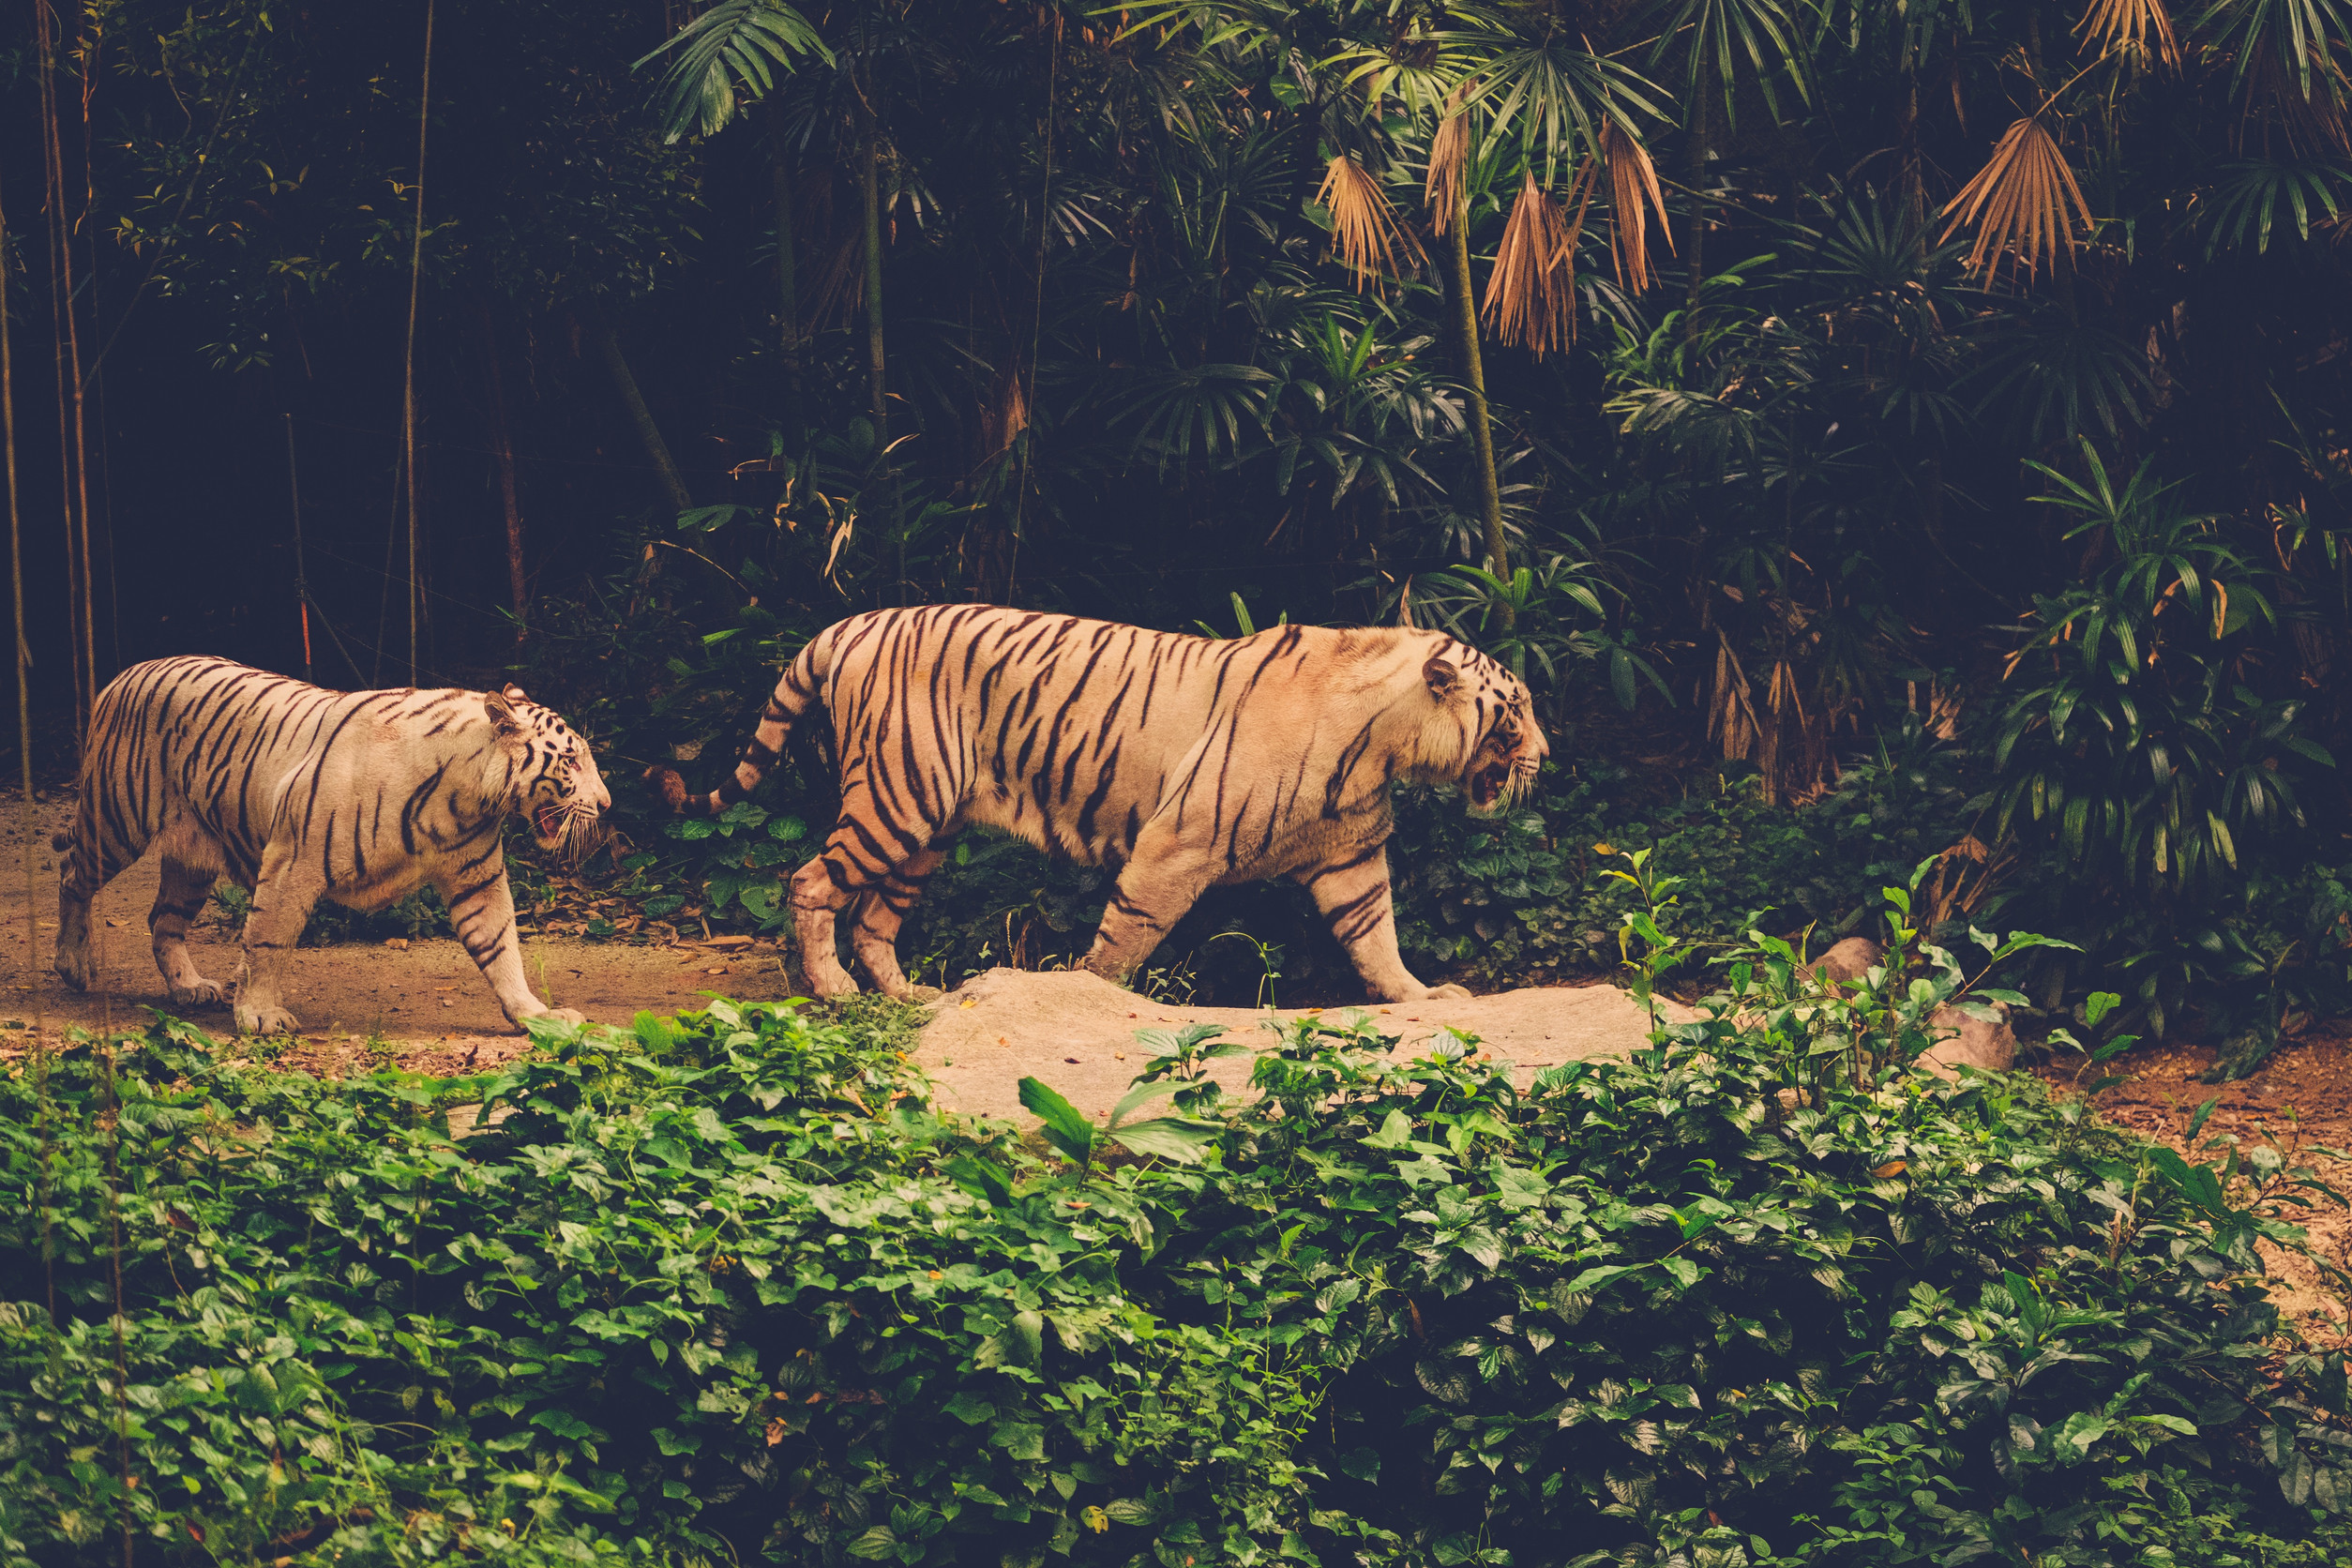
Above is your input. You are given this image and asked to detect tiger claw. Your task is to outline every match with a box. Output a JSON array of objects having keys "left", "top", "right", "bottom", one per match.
[
  {"left": 168, "top": 977, "right": 227, "bottom": 1007},
  {"left": 235, "top": 1003, "right": 301, "bottom": 1036}
]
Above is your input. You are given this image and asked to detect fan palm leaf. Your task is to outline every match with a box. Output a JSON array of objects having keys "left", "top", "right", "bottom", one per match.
[
  {"left": 1646, "top": 0, "right": 1814, "bottom": 120},
  {"left": 2077, "top": 0, "right": 2180, "bottom": 65},
  {"left": 1938, "top": 112, "right": 2094, "bottom": 279},
  {"left": 1484, "top": 169, "right": 1591, "bottom": 355},
  {"left": 1603, "top": 118, "right": 1673, "bottom": 291},
  {"left": 1318, "top": 154, "right": 1426, "bottom": 291},
  {"left": 1426, "top": 95, "right": 1473, "bottom": 234},
  {"left": 2196, "top": 0, "right": 2352, "bottom": 102}
]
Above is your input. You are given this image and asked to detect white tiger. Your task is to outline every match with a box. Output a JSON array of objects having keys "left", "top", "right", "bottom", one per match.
[{"left": 54, "top": 656, "right": 610, "bottom": 1034}]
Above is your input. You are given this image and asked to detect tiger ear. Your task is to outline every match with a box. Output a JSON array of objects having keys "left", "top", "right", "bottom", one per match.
[
  {"left": 1423, "top": 656, "right": 1459, "bottom": 699},
  {"left": 484, "top": 692, "right": 524, "bottom": 737},
  {"left": 501, "top": 683, "right": 529, "bottom": 704}
]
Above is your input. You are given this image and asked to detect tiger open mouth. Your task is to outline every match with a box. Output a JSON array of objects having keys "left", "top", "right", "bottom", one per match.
[
  {"left": 535, "top": 804, "right": 565, "bottom": 841},
  {"left": 1470, "top": 761, "right": 1513, "bottom": 811}
]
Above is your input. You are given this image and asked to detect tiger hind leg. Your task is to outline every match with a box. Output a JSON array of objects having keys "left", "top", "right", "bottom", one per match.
[
  {"left": 789, "top": 798, "right": 942, "bottom": 1001},
  {"left": 150, "top": 831, "right": 233, "bottom": 1009},
  {"left": 848, "top": 847, "right": 947, "bottom": 1002},
  {"left": 53, "top": 793, "right": 141, "bottom": 994}
]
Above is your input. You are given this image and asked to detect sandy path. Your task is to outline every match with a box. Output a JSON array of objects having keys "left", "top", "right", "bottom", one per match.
[
  {"left": 0, "top": 790, "right": 1681, "bottom": 1119},
  {"left": 0, "top": 792, "right": 801, "bottom": 1058},
  {"left": 916, "top": 966, "right": 1690, "bottom": 1121}
]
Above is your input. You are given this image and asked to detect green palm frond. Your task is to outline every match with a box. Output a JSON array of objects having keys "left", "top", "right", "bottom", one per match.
[
  {"left": 1645, "top": 0, "right": 1814, "bottom": 121},
  {"left": 634, "top": 0, "right": 831, "bottom": 143},
  {"left": 2200, "top": 157, "right": 2352, "bottom": 252},
  {"left": 2195, "top": 0, "right": 2352, "bottom": 101}
]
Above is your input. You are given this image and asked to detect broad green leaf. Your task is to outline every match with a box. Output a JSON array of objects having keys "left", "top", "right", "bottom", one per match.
[
  {"left": 1106, "top": 1117, "right": 1220, "bottom": 1165},
  {"left": 1018, "top": 1077, "right": 1096, "bottom": 1168}
]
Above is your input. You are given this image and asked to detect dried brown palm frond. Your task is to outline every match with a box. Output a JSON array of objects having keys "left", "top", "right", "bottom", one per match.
[
  {"left": 1426, "top": 111, "right": 1471, "bottom": 234},
  {"left": 1937, "top": 112, "right": 2093, "bottom": 280},
  {"left": 1319, "top": 154, "right": 1426, "bottom": 292},
  {"left": 1482, "top": 170, "right": 1580, "bottom": 356},
  {"left": 1601, "top": 118, "right": 1672, "bottom": 292},
  {"left": 982, "top": 366, "right": 1028, "bottom": 455},
  {"left": 2076, "top": 0, "right": 2178, "bottom": 68},
  {"left": 2239, "top": 43, "right": 2352, "bottom": 155}
]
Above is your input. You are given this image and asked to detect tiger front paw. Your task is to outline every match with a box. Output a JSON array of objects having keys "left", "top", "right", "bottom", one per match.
[
  {"left": 534, "top": 1006, "right": 588, "bottom": 1027},
  {"left": 1421, "top": 982, "right": 1474, "bottom": 1001},
  {"left": 235, "top": 1001, "right": 301, "bottom": 1036},
  {"left": 169, "top": 976, "right": 228, "bottom": 1007}
]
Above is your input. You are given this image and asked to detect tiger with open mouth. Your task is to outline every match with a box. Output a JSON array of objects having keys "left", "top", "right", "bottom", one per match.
[
  {"left": 53, "top": 657, "right": 611, "bottom": 1034},
  {"left": 650, "top": 606, "right": 1546, "bottom": 1003}
]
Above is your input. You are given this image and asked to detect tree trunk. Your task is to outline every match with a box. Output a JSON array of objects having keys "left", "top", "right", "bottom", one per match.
[
  {"left": 592, "top": 316, "right": 692, "bottom": 514},
  {"left": 1439, "top": 210, "right": 1512, "bottom": 618},
  {"left": 771, "top": 96, "right": 805, "bottom": 437},
  {"left": 478, "top": 294, "right": 528, "bottom": 641}
]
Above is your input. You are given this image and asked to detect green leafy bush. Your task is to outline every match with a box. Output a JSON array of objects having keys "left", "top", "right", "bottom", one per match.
[{"left": 7, "top": 880, "right": 2351, "bottom": 1567}]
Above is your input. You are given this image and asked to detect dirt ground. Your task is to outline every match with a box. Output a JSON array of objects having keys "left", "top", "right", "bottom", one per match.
[
  {"left": 0, "top": 791, "right": 805, "bottom": 1070},
  {"left": 2032, "top": 1033, "right": 2352, "bottom": 1348}
]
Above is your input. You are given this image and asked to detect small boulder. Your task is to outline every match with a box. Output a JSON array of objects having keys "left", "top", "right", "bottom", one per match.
[
  {"left": 1809, "top": 937, "right": 1885, "bottom": 984},
  {"left": 1920, "top": 1000, "right": 2015, "bottom": 1079}
]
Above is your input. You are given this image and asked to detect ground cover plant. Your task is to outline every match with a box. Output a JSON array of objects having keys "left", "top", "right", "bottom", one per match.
[{"left": 8, "top": 875, "right": 2352, "bottom": 1566}]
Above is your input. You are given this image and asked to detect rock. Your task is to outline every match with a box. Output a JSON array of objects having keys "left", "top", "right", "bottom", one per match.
[
  {"left": 1809, "top": 937, "right": 1884, "bottom": 984},
  {"left": 1920, "top": 1000, "right": 2014, "bottom": 1078}
]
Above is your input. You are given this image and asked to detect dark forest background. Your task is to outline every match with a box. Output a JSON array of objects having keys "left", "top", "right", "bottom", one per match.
[{"left": 11, "top": 0, "right": 2352, "bottom": 1050}]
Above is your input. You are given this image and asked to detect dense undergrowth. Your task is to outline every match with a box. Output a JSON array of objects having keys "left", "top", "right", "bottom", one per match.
[{"left": 8, "top": 882, "right": 2352, "bottom": 1567}]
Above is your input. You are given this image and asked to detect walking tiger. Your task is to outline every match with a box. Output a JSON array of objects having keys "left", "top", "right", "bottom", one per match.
[
  {"left": 649, "top": 605, "right": 1546, "bottom": 1003},
  {"left": 54, "top": 656, "right": 610, "bottom": 1034}
]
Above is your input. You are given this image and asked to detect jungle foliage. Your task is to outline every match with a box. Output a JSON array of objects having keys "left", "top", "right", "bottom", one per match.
[
  {"left": 19, "top": 4, "right": 2352, "bottom": 1037},
  {"left": 8, "top": 885, "right": 2352, "bottom": 1567}
]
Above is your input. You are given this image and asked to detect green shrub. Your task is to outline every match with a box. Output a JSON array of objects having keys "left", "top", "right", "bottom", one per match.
[{"left": 9, "top": 886, "right": 2346, "bottom": 1566}]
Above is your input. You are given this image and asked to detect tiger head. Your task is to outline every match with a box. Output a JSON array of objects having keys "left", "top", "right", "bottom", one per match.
[
  {"left": 1421, "top": 642, "right": 1547, "bottom": 815},
  {"left": 486, "top": 685, "right": 612, "bottom": 858}
]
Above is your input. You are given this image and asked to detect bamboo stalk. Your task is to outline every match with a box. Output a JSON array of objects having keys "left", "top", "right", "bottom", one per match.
[
  {"left": 35, "top": 0, "right": 90, "bottom": 740},
  {"left": 402, "top": 0, "right": 436, "bottom": 683}
]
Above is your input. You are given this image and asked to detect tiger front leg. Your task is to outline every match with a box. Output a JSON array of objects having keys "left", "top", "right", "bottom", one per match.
[
  {"left": 1080, "top": 837, "right": 1217, "bottom": 988},
  {"left": 1299, "top": 839, "right": 1470, "bottom": 1003},
  {"left": 236, "top": 844, "right": 324, "bottom": 1035},
  {"left": 150, "top": 854, "right": 231, "bottom": 1008},
  {"left": 439, "top": 859, "right": 585, "bottom": 1029}
]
